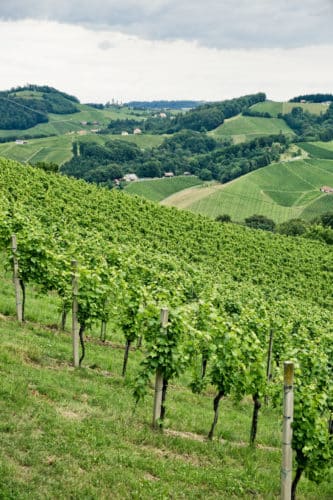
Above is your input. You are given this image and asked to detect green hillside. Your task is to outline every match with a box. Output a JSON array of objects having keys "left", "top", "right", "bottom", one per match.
[
  {"left": 210, "top": 115, "right": 294, "bottom": 143},
  {"left": 0, "top": 158, "right": 332, "bottom": 498},
  {"left": 299, "top": 141, "right": 333, "bottom": 159},
  {"left": 124, "top": 176, "right": 204, "bottom": 201},
  {"left": 0, "top": 132, "right": 164, "bottom": 166},
  {"left": 0, "top": 103, "right": 145, "bottom": 139},
  {"left": 250, "top": 101, "right": 329, "bottom": 117},
  {"left": 167, "top": 159, "right": 333, "bottom": 223}
]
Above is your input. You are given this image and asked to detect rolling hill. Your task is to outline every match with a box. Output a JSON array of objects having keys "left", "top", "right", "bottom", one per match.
[
  {"left": 250, "top": 100, "right": 330, "bottom": 117},
  {"left": 162, "top": 157, "right": 333, "bottom": 223},
  {"left": 210, "top": 115, "right": 294, "bottom": 143},
  {"left": 0, "top": 132, "right": 164, "bottom": 166}
]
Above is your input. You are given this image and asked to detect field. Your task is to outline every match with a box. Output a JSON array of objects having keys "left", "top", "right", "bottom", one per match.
[
  {"left": 125, "top": 176, "right": 204, "bottom": 202},
  {"left": 299, "top": 141, "right": 333, "bottom": 159},
  {"left": 163, "top": 159, "right": 333, "bottom": 223},
  {"left": 250, "top": 101, "right": 329, "bottom": 117},
  {"left": 0, "top": 132, "right": 164, "bottom": 166},
  {"left": 210, "top": 115, "right": 294, "bottom": 143},
  {"left": 0, "top": 103, "right": 146, "bottom": 140}
]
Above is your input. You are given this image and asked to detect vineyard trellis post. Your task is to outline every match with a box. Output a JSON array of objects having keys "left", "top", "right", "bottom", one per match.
[
  {"left": 281, "top": 361, "right": 294, "bottom": 500},
  {"left": 71, "top": 260, "right": 80, "bottom": 368},
  {"left": 11, "top": 234, "right": 23, "bottom": 322},
  {"left": 265, "top": 329, "right": 274, "bottom": 404},
  {"left": 152, "top": 307, "right": 168, "bottom": 429}
]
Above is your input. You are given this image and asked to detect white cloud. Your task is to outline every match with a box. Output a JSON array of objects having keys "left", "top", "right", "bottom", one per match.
[
  {"left": 0, "top": 0, "right": 332, "bottom": 49},
  {"left": 0, "top": 20, "right": 331, "bottom": 102}
]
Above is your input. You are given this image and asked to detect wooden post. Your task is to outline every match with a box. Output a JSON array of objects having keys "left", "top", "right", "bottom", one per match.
[
  {"left": 152, "top": 307, "right": 168, "bottom": 429},
  {"left": 281, "top": 361, "right": 294, "bottom": 500},
  {"left": 265, "top": 329, "right": 274, "bottom": 404},
  {"left": 71, "top": 260, "right": 79, "bottom": 368},
  {"left": 100, "top": 321, "right": 106, "bottom": 342},
  {"left": 11, "top": 235, "right": 23, "bottom": 322}
]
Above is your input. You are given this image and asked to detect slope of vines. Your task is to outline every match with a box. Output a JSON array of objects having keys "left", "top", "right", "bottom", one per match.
[{"left": 0, "top": 157, "right": 332, "bottom": 495}]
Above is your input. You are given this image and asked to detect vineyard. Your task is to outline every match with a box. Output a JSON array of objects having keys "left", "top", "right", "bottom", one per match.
[{"left": 0, "top": 157, "right": 332, "bottom": 498}]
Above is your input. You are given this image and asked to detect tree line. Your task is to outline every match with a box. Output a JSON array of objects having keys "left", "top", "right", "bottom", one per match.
[{"left": 60, "top": 131, "right": 288, "bottom": 186}]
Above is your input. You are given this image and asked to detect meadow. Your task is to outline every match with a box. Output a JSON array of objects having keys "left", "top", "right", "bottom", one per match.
[
  {"left": 250, "top": 101, "right": 329, "bottom": 117},
  {"left": 210, "top": 115, "right": 294, "bottom": 143},
  {"left": 124, "top": 176, "right": 204, "bottom": 202}
]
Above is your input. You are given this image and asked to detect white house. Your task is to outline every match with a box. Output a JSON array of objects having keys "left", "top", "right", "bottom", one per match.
[
  {"left": 133, "top": 128, "right": 142, "bottom": 135},
  {"left": 123, "top": 173, "right": 139, "bottom": 182},
  {"left": 121, "top": 131, "right": 129, "bottom": 136}
]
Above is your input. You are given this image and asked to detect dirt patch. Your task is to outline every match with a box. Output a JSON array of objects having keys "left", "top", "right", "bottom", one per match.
[
  {"left": 165, "top": 429, "right": 206, "bottom": 442},
  {"left": 141, "top": 444, "right": 205, "bottom": 467},
  {"left": 56, "top": 408, "right": 82, "bottom": 420},
  {"left": 164, "top": 428, "right": 279, "bottom": 452}
]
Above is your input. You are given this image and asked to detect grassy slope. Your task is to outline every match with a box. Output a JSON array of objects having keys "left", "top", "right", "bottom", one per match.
[
  {"left": 210, "top": 115, "right": 294, "bottom": 143},
  {"left": 0, "top": 132, "right": 164, "bottom": 165},
  {"left": 169, "top": 159, "right": 333, "bottom": 222},
  {"left": 0, "top": 275, "right": 332, "bottom": 499},
  {"left": 299, "top": 141, "right": 333, "bottom": 160},
  {"left": 125, "top": 176, "right": 204, "bottom": 202}
]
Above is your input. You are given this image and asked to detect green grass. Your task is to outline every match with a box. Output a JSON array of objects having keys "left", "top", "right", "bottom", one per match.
[
  {"left": 299, "top": 141, "right": 333, "bottom": 159},
  {"left": 210, "top": 115, "right": 294, "bottom": 143},
  {"left": 125, "top": 176, "right": 204, "bottom": 202},
  {"left": 169, "top": 159, "right": 333, "bottom": 223},
  {"left": 250, "top": 101, "right": 283, "bottom": 117},
  {"left": 0, "top": 272, "right": 332, "bottom": 499}
]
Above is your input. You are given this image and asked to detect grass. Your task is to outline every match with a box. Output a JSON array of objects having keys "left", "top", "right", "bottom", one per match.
[
  {"left": 125, "top": 176, "right": 204, "bottom": 202},
  {"left": 210, "top": 115, "right": 294, "bottom": 143},
  {"left": 299, "top": 141, "right": 333, "bottom": 160},
  {"left": 0, "top": 271, "right": 332, "bottom": 499},
  {"left": 165, "top": 159, "right": 333, "bottom": 223}
]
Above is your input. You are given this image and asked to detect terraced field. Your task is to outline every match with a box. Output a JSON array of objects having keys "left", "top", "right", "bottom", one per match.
[
  {"left": 163, "top": 159, "right": 333, "bottom": 223},
  {"left": 210, "top": 115, "right": 294, "bottom": 143}
]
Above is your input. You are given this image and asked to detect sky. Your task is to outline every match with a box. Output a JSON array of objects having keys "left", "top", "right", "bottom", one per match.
[{"left": 0, "top": 0, "right": 332, "bottom": 103}]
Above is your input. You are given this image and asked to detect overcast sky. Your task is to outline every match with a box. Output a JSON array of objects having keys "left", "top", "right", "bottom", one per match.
[{"left": 0, "top": 1, "right": 332, "bottom": 102}]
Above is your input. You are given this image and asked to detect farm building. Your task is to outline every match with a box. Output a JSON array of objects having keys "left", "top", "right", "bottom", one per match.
[
  {"left": 133, "top": 128, "right": 142, "bottom": 135},
  {"left": 15, "top": 140, "right": 28, "bottom": 145},
  {"left": 320, "top": 186, "right": 333, "bottom": 194},
  {"left": 123, "top": 173, "right": 139, "bottom": 182},
  {"left": 121, "top": 131, "right": 129, "bottom": 136},
  {"left": 164, "top": 172, "right": 174, "bottom": 178}
]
